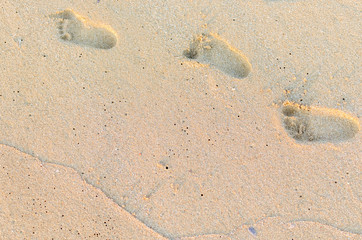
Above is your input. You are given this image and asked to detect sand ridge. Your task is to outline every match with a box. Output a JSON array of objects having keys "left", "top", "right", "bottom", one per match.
[{"left": 0, "top": 143, "right": 166, "bottom": 239}]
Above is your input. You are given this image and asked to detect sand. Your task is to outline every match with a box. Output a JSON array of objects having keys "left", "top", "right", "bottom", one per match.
[{"left": 0, "top": 0, "right": 361, "bottom": 239}]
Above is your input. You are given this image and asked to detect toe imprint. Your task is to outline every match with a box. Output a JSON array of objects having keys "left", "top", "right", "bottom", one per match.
[
  {"left": 184, "top": 32, "right": 252, "bottom": 79},
  {"left": 281, "top": 101, "right": 360, "bottom": 142},
  {"left": 50, "top": 9, "right": 117, "bottom": 49}
]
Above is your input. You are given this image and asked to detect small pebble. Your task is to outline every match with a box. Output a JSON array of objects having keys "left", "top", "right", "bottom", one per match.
[{"left": 248, "top": 226, "right": 257, "bottom": 236}]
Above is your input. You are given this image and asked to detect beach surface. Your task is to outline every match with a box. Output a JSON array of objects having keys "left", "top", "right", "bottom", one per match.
[{"left": 0, "top": 0, "right": 361, "bottom": 239}]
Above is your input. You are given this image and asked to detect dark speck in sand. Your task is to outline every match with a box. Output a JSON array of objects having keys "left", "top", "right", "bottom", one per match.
[{"left": 248, "top": 226, "right": 257, "bottom": 236}]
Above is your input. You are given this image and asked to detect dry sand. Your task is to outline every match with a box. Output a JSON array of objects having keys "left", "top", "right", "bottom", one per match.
[{"left": 0, "top": 0, "right": 361, "bottom": 239}]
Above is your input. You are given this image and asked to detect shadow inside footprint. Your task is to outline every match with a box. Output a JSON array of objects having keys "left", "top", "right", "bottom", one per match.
[
  {"left": 184, "top": 32, "right": 252, "bottom": 79},
  {"left": 50, "top": 9, "right": 117, "bottom": 49},
  {"left": 281, "top": 101, "right": 360, "bottom": 142},
  {"left": 282, "top": 104, "right": 299, "bottom": 117}
]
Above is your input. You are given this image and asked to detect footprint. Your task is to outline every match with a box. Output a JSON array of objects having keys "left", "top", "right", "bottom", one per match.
[
  {"left": 183, "top": 32, "right": 252, "bottom": 79},
  {"left": 281, "top": 101, "right": 360, "bottom": 142},
  {"left": 50, "top": 9, "right": 117, "bottom": 49}
]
